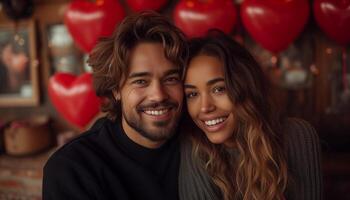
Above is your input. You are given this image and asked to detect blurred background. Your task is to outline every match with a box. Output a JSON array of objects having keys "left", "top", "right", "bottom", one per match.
[{"left": 0, "top": 0, "right": 349, "bottom": 199}]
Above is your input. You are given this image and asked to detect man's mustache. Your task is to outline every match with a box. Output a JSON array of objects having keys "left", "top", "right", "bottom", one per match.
[{"left": 136, "top": 101, "right": 178, "bottom": 111}]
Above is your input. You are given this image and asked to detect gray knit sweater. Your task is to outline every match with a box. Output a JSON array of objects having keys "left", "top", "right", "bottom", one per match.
[{"left": 179, "top": 118, "right": 322, "bottom": 200}]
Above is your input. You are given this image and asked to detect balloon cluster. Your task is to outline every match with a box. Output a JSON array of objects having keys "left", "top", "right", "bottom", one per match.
[
  {"left": 49, "top": 0, "right": 350, "bottom": 129},
  {"left": 63, "top": 0, "right": 170, "bottom": 53},
  {"left": 62, "top": 0, "right": 350, "bottom": 55}
]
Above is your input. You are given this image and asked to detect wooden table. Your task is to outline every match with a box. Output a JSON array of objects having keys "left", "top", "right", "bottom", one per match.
[{"left": 0, "top": 149, "right": 55, "bottom": 200}]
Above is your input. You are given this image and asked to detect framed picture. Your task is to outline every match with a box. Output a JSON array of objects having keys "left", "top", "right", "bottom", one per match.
[
  {"left": 46, "top": 23, "right": 84, "bottom": 75},
  {"left": 0, "top": 19, "right": 39, "bottom": 107},
  {"left": 36, "top": 3, "right": 88, "bottom": 88}
]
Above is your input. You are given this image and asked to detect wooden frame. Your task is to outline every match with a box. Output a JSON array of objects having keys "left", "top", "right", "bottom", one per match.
[
  {"left": 37, "top": 2, "right": 85, "bottom": 87},
  {"left": 0, "top": 19, "right": 39, "bottom": 107}
]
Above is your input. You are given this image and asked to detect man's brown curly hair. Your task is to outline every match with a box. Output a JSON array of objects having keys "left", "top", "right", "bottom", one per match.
[{"left": 87, "top": 11, "right": 188, "bottom": 121}]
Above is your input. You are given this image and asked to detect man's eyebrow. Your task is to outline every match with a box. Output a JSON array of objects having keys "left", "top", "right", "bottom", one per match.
[
  {"left": 128, "top": 69, "right": 179, "bottom": 79},
  {"left": 207, "top": 78, "right": 224, "bottom": 86},
  {"left": 128, "top": 72, "right": 150, "bottom": 79},
  {"left": 164, "top": 69, "right": 180, "bottom": 77}
]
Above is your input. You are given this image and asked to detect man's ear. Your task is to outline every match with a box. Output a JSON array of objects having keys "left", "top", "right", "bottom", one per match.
[{"left": 112, "top": 89, "right": 120, "bottom": 101}]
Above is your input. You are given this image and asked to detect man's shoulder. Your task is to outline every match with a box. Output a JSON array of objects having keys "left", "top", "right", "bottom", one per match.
[
  {"left": 59, "top": 117, "right": 110, "bottom": 151},
  {"left": 44, "top": 117, "right": 115, "bottom": 170},
  {"left": 88, "top": 116, "right": 110, "bottom": 132}
]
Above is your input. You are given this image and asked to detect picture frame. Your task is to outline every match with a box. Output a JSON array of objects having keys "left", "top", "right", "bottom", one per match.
[
  {"left": 36, "top": 2, "right": 86, "bottom": 88},
  {"left": 45, "top": 23, "right": 84, "bottom": 75},
  {"left": 0, "top": 19, "right": 39, "bottom": 107}
]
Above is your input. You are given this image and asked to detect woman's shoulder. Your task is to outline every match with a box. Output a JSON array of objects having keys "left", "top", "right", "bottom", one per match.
[
  {"left": 281, "top": 117, "right": 322, "bottom": 176},
  {"left": 281, "top": 117, "right": 322, "bottom": 172},
  {"left": 282, "top": 117, "right": 319, "bottom": 149},
  {"left": 282, "top": 120, "right": 323, "bottom": 199}
]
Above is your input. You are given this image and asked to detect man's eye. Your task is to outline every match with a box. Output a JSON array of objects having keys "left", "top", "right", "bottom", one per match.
[
  {"left": 185, "top": 92, "right": 197, "bottom": 99},
  {"left": 132, "top": 79, "right": 147, "bottom": 85},
  {"left": 213, "top": 86, "right": 226, "bottom": 93},
  {"left": 164, "top": 76, "right": 180, "bottom": 84}
]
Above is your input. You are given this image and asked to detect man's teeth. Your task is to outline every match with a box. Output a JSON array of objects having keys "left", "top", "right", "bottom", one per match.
[
  {"left": 205, "top": 117, "right": 226, "bottom": 126},
  {"left": 144, "top": 109, "right": 169, "bottom": 116}
]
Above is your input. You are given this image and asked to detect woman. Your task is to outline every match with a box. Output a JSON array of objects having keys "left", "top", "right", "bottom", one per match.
[{"left": 179, "top": 31, "right": 322, "bottom": 200}]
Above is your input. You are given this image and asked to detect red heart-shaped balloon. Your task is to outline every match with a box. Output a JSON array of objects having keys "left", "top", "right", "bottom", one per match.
[
  {"left": 173, "top": 0, "right": 237, "bottom": 38},
  {"left": 241, "top": 0, "right": 309, "bottom": 53},
  {"left": 314, "top": 0, "right": 350, "bottom": 46},
  {"left": 126, "top": 0, "right": 168, "bottom": 12},
  {"left": 48, "top": 73, "right": 101, "bottom": 129},
  {"left": 64, "top": 0, "right": 125, "bottom": 53}
]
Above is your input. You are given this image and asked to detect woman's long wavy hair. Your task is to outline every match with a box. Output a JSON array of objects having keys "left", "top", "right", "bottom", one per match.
[{"left": 184, "top": 30, "right": 288, "bottom": 200}]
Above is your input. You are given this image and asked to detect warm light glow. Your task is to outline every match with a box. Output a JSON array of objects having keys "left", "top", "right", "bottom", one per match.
[
  {"left": 310, "top": 64, "right": 319, "bottom": 75},
  {"left": 326, "top": 47, "right": 333, "bottom": 54},
  {"left": 18, "top": 38, "right": 25, "bottom": 46},
  {"left": 271, "top": 56, "right": 278, "bottom": 65},
  {"left": 14, "top": 34, "right": 25, "bottom": 46}
]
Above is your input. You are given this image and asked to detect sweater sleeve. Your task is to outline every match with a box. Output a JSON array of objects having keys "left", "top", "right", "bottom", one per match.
[
  {"left": 42, "top": 152, "right": 105, "bottom": 200},
  {"left": 284, "top": 118, "right": 323, "bottom": 200}
]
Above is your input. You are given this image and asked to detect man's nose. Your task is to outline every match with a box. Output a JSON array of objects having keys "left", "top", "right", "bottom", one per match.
[
  {"left": 148, "top": 81, "right": 169, "bottom": 102},
  {"left": 200, "top": 94, "right": 215, "bottom": 113}
]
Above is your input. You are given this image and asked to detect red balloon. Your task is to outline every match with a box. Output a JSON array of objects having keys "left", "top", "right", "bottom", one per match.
[
  {"left": 48, "top": 73, "right": 101, "bottom": 129},
  {"left": 241, "top": 0, "right": 309, "bottom": 53},
  {"left": 173, "top": 0, "right": 237, "bottom": 38},
  {"left": 126, "top": 0, "right": 167, "bottom": 12},
  {"left": 64, "top": 0, "right": 125, "bottom": 53},
  {"left": 314, "top": 0, "right": 350, "bottom": 46}
]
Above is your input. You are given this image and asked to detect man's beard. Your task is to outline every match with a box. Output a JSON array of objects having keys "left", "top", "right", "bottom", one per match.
[{"left": 122, "top": 101, "right": 181, "bottom": 142}]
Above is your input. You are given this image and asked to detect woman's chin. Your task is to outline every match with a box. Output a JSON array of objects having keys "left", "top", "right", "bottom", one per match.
[{"left": 206, "top": 134, "right": 227, "bottom": 144}]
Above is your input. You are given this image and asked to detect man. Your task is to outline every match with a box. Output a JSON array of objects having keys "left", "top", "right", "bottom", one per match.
[{"left": 43, "top": 11, "right": 188, "bottom": 200}]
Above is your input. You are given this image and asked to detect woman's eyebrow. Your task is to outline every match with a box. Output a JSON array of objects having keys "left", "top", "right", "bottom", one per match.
[
  {"left": 207, "top": 77, "right": 224, "bottom": 86},
  {"left": 184, "top": 77, "right": 224, "bottom": 89},
  {"left": 184, "top": 84, "right": 196, "bottom": 89}
]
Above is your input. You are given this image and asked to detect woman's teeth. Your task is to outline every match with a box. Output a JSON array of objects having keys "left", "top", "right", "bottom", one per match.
[
  {"left": 144, "top": 109, "right": 169, "bottom": 116},
  {"left": 204, "top": 117, "right": 227, "bottom": 126}
]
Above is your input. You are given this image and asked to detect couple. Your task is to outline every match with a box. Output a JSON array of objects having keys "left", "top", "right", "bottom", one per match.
[{"left": 43, "top": 11, "right": 322, "bottom": 200}]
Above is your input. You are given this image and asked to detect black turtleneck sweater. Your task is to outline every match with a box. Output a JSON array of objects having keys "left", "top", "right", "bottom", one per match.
[{"left": 43, "top": 117, "right": 180, "bottom": 200}]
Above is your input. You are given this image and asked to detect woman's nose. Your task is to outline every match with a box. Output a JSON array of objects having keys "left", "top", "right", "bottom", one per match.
[{"left": 200, "top": 94, "right": 215, "bottom": 113}]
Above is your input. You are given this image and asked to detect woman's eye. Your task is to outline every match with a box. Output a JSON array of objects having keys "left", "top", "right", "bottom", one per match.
[
  {"left": 213, "top": 86, "right": 226, "bottom": 93},
  {"left": 185, "top": 92, "right": 197, "bottom": 99}
]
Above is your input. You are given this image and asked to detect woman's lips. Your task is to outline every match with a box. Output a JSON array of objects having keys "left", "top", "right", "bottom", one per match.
[{"left": 200, "top": 116, "right": 228, "bottom": 132}]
